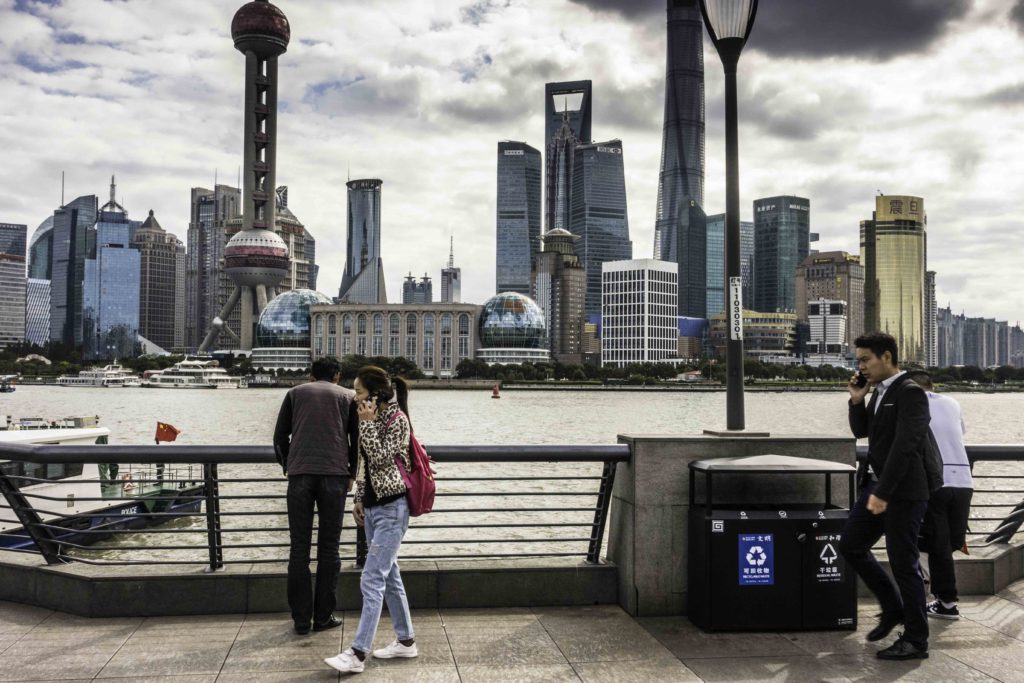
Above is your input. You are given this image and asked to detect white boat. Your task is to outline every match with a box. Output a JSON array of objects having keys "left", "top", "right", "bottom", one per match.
[
  {"left": 143, "top": 359, "right": 241, "bottom": 389},
  {"left": 57, "top": 363, "right": 141, "bottom": 388},
  {"left": 0, "top": 416, "right": 203, "bottom": 552}
]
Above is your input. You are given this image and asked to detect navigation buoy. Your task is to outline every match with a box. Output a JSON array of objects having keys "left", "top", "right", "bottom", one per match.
[{"left": 491, "top": 384, "right": 501, "bottom": 399}]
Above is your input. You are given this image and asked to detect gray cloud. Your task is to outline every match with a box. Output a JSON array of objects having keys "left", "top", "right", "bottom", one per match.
[
  {"left": 569, "top": 0, "right": 970, "bottom": 61},
  {"left": 980, "top": 82, "right": 1024, "bottom": 104},
  {"left": 1012, "top": 0, "right": 1024, "bottom": 32}
]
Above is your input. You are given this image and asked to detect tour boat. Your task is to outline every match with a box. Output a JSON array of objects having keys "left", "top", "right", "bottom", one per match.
[
  {"left": 0, "top": 416, "right": 204, "bottom": 553},
  {"left": 56, "top": 363, "right": 142, "bottom": 388},
  {"left": 143, "top": 359, "right": 241, "bottom": 389}
]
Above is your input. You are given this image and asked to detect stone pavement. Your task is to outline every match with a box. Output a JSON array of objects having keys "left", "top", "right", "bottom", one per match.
[{"left": 0, "top": 579, "right": 1023, "bottom": 682}]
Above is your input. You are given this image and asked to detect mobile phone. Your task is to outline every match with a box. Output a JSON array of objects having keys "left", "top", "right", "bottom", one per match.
[{"left": 853, "top": 371, "right": 867, "bottom": 388}]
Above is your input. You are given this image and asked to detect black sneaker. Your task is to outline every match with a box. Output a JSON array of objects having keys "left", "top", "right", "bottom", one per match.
[
  {"left": 926, "top": 600, "right": 960, "bottom": 620},
  {"left": 877, "top": 633, "right": 929, "bottom": 660}
]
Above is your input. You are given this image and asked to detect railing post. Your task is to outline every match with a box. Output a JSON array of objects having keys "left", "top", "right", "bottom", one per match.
[
  {"left": 587, "top": 460, "right": 618, "bottom": 563},
  {"left": 203, "top": 463, "right": 224, "bottom": 571},
  {"left": 0, "top": 473, "right": 65, "bottom": 565}
]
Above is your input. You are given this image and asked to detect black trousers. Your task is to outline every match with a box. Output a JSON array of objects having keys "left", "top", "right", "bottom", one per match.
[
  {"left": 920, "top": 486, "right": 973, "bottom": 603},
  {"left": 287, "top": 474, "right": 348, "bottom": 627},
  {"left": 838, "top": 482, "right": 929, "bottom": 645}
]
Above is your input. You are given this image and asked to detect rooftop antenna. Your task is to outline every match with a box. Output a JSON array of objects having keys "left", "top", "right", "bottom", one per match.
[
  {"left": 109, "top": 174, "right": 116, "bottom": 206},
  {"left": 61, "top": 171, "right": 65, "bottom": 207},
  {"left": 876, "top": 189, "right": 884, "bottom": 196},
  {"left": 237, "top": 165, "right": 241, "bottom": 191},
  {"left": 447, "top": 234, "right": 455, "bottom": 269},
  {"left": 347, "top": 162, "right": 350, "bottom": 182}
]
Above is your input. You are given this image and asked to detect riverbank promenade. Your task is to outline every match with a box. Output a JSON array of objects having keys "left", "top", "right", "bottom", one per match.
[{"left": 1, "top": 580, "right": 1023, "bottom": 682}]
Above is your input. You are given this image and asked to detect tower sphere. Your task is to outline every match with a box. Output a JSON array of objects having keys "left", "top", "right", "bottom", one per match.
[
  {"left": 231, "top": 0, "right": 290, "bottom": 56},
  {"left": 224, "top": 228, "right": 289, "bottom": 288}
]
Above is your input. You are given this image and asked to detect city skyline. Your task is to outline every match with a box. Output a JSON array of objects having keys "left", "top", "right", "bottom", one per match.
[{"left": 1, "top": 0, "right": 1023, "bottom": 322}]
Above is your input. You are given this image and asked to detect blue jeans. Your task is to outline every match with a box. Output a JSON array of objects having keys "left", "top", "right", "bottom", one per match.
[{"left": 351, "top": 496, "right": 414, "bottom": 653}]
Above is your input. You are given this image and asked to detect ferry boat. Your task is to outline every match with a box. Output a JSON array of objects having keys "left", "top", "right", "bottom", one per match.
[
  {"left": 56, "top": 364, "right": 141, "bottom": 388},
  {"left": 0, "top": 416, "right": 204, "bottom": 553},
  {"left": 143, "top": 359, "right": 241, "bottom": 389}
]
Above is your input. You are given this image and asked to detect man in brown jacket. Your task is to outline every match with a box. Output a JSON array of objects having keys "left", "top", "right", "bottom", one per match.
[{"left": 273, "top": 357, "right": 356, "bottom": 634}]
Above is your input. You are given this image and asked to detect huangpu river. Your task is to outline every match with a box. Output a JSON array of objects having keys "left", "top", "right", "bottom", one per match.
[{"left": 4, "top": 385, "right": 1023, "bottom": 564}]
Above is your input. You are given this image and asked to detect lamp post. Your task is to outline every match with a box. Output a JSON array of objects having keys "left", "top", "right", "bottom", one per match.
[{"left": 700, "top": 0, "right": 757, "bottom": 431}]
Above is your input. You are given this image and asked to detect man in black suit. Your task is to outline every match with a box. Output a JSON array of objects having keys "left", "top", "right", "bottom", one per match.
[{"left": 839, "top": 332, "right": 936, "bottom": 660}]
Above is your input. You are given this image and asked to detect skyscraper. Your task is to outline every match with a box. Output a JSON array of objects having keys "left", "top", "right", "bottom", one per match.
[
  {"left": 861, "top": 194, "right": 927, "bottom": 364},
  {"left": 304, "top": 228, "right": 318, "bottom": 290},
  {"left": 601, "top": 259, "right": 678, "bottom": 367},
  {"left": 133, "top": 210, "right": 184, "bottom": 353},
  {"left": 544, "top": 80, "right": 592, "bottom": 155},
  {"left": 653, "top": 0, "right": 705, "bottom": 264},
  {"left": 753, "top": 195, "right": 810, "bottom": 313},
  {"left": 440, "top": 236, "right": 461, "bottom": 303},
  {"left": 544, "top": 113, "right": 579, "bottom": 234},
  {"left": 199, "top": 0, "right": 292, "bottom": 352},
  {"left": 496, "top": 141, "right": 542, "bottom": 295},
  {"left": 186, "top": 184, "right": 241, "bottom": 350},
  {"left": 25, "top": 279, "right": 50, "bottom": 347},
  {"left": 28, "top": 217, "right": 53, "bottom": 280},
  {"left": 0, "top": 222, "right": 27, "bottom": 349},
  {"left": 402, "top": 274, "right": 432, "bottom": 304},
  {"left": 339, "top": 178, "right": 387, "bottom": 304},
  {"left": 706, "top": 213, "right": 754, "bottom": 317},
  {"left": 570, "top": 140, "right": 633, "bottom": 316},
  {"left": 794, "top": 251, "right": 864, "bottom": 353},
  {"left": 50, "top": 194, "right": 97, "bottom": 346},
  {"left": 83, "top": 204, "right": 140, "bottom": 359},
  {"left": 925, "top": 270, "right": 937, "bottom": 367},
  {"left": 532, "top": 228, "right": 586, "bottom": 365}
]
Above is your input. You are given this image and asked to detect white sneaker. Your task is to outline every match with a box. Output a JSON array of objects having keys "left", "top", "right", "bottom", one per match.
[
  {"left": 325, "top": 649, "right": 365, "bottom": 673},
  {"left": 373, "top": 640, "right": 419, "bottom": 659}
]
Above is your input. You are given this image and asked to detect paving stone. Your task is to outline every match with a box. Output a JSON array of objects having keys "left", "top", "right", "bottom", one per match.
[
  {"left": 216, "top": 672, "right": 338, "bottom": 683},
  {"left": 97, "top": 642, "right": 232, "bottom": 678},
  {"left": 573, "top": 658, "right": 703, "bottom": 682},
  {"left": 0, "top": 603, "right": 52, "bottom": 634},
  {"left": 825, "top": 652, "right": 1000, "bottom": 682},
  {"left": 546, "top": 620, "right": 677, "bottom": 663},
  {"left": 637, "top": 616, "right": 807, "bottom": 659},
  {"left": 447, "top": 628, "right": 567, "bottom": 666},
  {"left": 95, "top": 676, "right": 218, "bottom": 682},
  {"left": 458, "top": 663, "right": 581, "bottom": 682},
  {"left": 0, "top": 652, "right": 113, "bottom": 681},
  {"left": 682, "top": 654, "right": 850, "bottom": 682}
]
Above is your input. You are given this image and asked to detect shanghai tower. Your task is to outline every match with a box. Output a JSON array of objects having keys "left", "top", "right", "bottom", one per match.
[{"left": 653, "top": 0, "right": 706, "bottom": 317}]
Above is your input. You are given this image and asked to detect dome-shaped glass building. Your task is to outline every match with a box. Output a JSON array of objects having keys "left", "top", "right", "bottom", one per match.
[
  {"left": 252, "top": 289, "right": 332, "bottom": 370},
  {"left": 476, "top": 292, "right": 550, "bottom": 365}
]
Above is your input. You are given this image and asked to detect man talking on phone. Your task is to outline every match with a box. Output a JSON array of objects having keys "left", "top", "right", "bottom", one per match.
[{"left": 839, "top": 332, "right": 937, "bottom": 660}]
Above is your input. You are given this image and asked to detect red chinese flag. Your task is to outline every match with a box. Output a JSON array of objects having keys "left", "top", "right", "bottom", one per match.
[{"left": 155, "top": 422, "right": 181, "bottom": 443}]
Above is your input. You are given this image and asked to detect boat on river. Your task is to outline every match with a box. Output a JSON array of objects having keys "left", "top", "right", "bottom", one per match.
[
  {"left": 56, "top": 364, "right": 141, "bottom": 388},
  {"left": 0, "top": 416, "right": 204, "bottom": 553},
  {"left": 143, "top": 359, "right": 241, "bottom": 389}
]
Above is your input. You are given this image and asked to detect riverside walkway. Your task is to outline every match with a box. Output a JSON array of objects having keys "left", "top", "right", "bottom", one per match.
[{"left": 1, "top": 580, "right": 1023, "bottom": 682}]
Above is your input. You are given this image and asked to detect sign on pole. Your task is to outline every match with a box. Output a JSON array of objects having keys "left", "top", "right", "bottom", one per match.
[{"left": 729, "top": 276, "right": 743, "bottom": 341}]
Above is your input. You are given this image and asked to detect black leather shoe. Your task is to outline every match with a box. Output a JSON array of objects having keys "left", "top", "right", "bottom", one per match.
[
  {"left": 877, "top": 635, "right": 928, "bottom": 660},
  {"left": 866, "top": 613, "right": 902, "bottom": 642},
  {"left": 294, "top": 622, "right": 311, "bottom": 635},
  {"left": 312, "top": 615, "right": 342, "bottom": 632}
]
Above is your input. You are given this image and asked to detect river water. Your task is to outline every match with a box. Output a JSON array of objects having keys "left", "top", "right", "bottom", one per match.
[{"left": 3, "top": 386, "right": 1023, "bottom": 564}]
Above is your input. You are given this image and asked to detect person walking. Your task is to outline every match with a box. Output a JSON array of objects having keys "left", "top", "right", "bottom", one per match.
[
  {"left": 273, "top": 357, "right": 356, "bottom": 635},
  {"left": 907, "top": 370, "right": 974, "bottom": 620},
  {"left": 325, "top": 366, "right": 417, "bottom": 674},
  {"left": 840, "top": 332, "right": 939, "bottom": 661}
]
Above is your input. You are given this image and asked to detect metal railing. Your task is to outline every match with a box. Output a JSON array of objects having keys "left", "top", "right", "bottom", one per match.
[
  {"left": 855, "top": 445, "right": 1024, "bottom": 546},
  {"left": 0, "top": 442, "right": 629, "bottom": 571}
]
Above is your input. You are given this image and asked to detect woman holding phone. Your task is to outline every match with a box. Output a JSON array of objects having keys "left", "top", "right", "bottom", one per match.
[{"left": 325, "top": 366, "right": 417, "bottom": 674}]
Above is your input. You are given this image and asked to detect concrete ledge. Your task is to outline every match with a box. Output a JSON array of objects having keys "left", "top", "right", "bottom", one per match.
[
  {"left": 865, "top": 541, "right": 1024, "bottom": 597},
  {"left": 0, "top": 553, "right": 618, "bottom": 617}
]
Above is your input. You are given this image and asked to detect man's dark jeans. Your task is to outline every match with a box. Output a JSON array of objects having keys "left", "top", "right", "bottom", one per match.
[
  {"left": 287, "top": 474, "right": 348, "bottom": 627},
  {"left": 838, "top": 482, "right": 929, "bottom": 646},
  {"left": 920, "top": 486, "right": 973, "bottom": 603}
]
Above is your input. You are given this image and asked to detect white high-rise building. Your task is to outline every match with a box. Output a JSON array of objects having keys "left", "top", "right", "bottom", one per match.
[
  {"left": 601, "top": 259, "right": 678, "bottom": 367},
  {"left": 807, "top": 298, "right": 848, "bottom": 355}
]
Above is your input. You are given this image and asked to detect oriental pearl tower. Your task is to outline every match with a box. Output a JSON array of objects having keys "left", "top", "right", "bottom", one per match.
[{"left": 199, "top": 0, "right": 291, "bottom": 352}]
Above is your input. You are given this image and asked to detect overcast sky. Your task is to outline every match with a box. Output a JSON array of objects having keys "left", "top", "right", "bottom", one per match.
[{"left": 2, "top": 0, "right": 1022, "bottom": 323}]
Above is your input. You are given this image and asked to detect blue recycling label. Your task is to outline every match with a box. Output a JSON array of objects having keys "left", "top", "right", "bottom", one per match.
[{"left": 738, "top": 533, "right": 774, "bottom": 586}]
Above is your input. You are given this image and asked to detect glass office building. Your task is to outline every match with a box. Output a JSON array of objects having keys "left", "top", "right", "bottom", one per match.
[
  {"left": 338, "top": 178, "right": 385, "bottom": 303},
  {"left": 861, "top": 195, "right": 927, "bottom": 364},
  {"left": 753, "top": 195, "right": 810, "bottom": 313},
  {"left": 29, "top": 217, "right": 53, "bottom": 280},
  {"left": 187, "top": 184, "right": 241, "bottom": 350},
  {"left": 50, "top": 195, "right": 98, "bottom": 346},
  {"left": 133, "top": 210, "right": 184, "bottom": 353},
  {"left": 569, "top": 140, "right": 633, "bottom": 317},
  {"left": 0, "top": 223, "right": 27, "bottom": 349},
  {"left": 25, "top": 278, "right": 50, "bottom": 346},
  {"left": 705, "top": 213, "right": 755, "bottom": 318},
  {"left": 83, "top": 218, "right": 140, "bottom": 359},
  {"left": 496, "top": 141, "right": 542, "bottom": 296}
]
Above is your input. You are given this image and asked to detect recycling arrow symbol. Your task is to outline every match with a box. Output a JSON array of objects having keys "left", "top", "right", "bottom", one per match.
[
  {"left": 820, "top": 543, "right": 838, "bottom": 565},
  {"left": 746, "top": 546, "right": 767, "bottom": 566}
]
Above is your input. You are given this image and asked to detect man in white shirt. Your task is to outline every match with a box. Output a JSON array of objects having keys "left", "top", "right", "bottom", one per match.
[{"left": 907, "top": 371, "right": 973, "bottom": 620}]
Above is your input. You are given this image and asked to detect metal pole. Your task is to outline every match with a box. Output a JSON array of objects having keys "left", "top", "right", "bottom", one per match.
[
  {"left": 724, "top": 61, "right": 745, "bottom": 431},
  {"left": 203, "top": 463, "right": 224, "bottom": 571}
]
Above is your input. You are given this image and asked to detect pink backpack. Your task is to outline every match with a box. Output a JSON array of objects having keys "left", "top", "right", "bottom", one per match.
[{"left": 386, "top": 411, "right": 436, "bottom": 516}]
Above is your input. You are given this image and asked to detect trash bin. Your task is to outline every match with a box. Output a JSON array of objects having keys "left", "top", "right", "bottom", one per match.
[{"left": 688, "top": 454, "right": 858, "bottom": 632}]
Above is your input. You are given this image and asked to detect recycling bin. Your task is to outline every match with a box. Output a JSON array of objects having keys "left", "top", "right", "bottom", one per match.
[{"left": 687, "top": 454, "right": 858, "bottom": 632}]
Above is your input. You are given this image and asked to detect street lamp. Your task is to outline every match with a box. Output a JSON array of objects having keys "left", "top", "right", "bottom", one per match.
[{"left": 700, "top": 0, "right": 757, "bottom": 431}]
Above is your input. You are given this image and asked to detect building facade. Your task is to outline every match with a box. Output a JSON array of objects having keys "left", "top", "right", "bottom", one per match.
[
  {"left": 440, "top": 237, "right": 461, "bottom": 303},
  {"left": 807, "top": 299, "right": 848, "bottom": 355},
  {"left": 532, "top": 228, "right": 586, "bottom": 365},
  {"left": 753, "top": 195, "right": 810, "bottom": 313},
  {"left": 925, "top": 270, "right": 937, "bottom": 367},
  {"left": 0, "top": 222, "right": 27, "bottom": 349},
  {"left": 601, "top": 259, "right": 678, "bottom": 367},
  {"left": 83, "top": 214, "right": 140, "bottom": 359},
  {"left": 496, "top": 141, "right": 542, "bottom": 295},
  {"left": 338, "top": 178, "right": 386, "bottom": 303},
  {"left": 709, "top": 309, "right": 797, "bottom": 360},
  {"left": 570, "top": 140, "right": 633, "bottom": 317},
  {"left": 186, "top": 184, "right": 241, "bottom": 350},
  {"left": 861, "top": 194, "right": 927, "bottom": 364},
  {"left": 132, "top": 210, "right": 184, "bottom": 353},
  {"left": 25, "top": 279, "right": 50, "bottom": 346},
  {"left": 402, "top": 274, "right": 432, "bottom": 304},
  {"left": 50, "top": 195, "right": 98, "bottom": 346},
  {"left": 545, "top": 80, "right": 592, "bottom": 154},
  {"left": 310, "top": 303, "right": 482, "bottom": 378},
  {"left": 706, "top": 213, "right": 755, "bottom": 317},
  {"left": 794, "top": 251, "right": 864, "bottom": 353}
]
